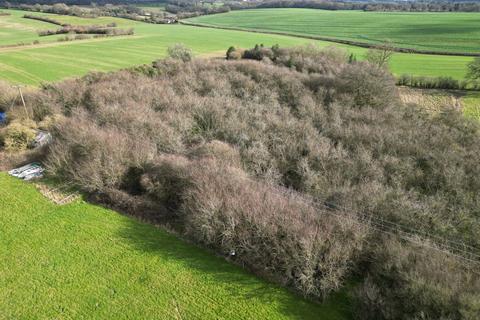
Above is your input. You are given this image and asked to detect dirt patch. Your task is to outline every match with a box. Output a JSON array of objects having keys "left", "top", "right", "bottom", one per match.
[{"left": 36, "top": 183, "right": 80, "bottom": 205}]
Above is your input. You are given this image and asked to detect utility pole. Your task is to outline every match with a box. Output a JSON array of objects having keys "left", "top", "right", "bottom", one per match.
[{"left": 13, "top": 85, "right": 29, "bottom": 120}]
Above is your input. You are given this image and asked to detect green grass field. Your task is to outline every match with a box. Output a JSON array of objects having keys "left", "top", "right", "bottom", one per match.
[
  {"left": 0, "top": 9, "right": 66, "bottom": 45},
  {"left": 0, "top": 9, "right": 474, "bottom": 85},
  {"left": 187, "top": 8, "right": 480, "bottom": 54},
  {"left": 0, "top": 173, "right": 350, "bottom": 319},
  {"left": 135, "top": 3, "right": 167, "bottom": 13},
  {"left": 30, "top": 10, "right": 137, "bottom": 27},
  {"left": 0, "top": 9, "right": 138, "bottom": 47}
]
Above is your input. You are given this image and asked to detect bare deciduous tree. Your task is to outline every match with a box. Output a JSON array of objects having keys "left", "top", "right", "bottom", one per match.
[
  {"left": 365, "top": 41, "right": 395, "bottom": 69},
  {"left": 167, "top": 43, "right": 192, "bottom": 62}
]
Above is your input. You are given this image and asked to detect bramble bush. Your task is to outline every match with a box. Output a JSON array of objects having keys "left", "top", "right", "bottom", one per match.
[{"left": 0, "top": 119, "right": 36, "bottom": 151}]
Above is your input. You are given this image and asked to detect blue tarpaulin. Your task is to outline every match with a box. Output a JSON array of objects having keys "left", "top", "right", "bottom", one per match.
[{"left": 0, "top": 112, "right": 6, "bottom": 125}]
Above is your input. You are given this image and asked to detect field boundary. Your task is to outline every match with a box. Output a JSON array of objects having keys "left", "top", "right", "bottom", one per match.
[
  {"left": 180, "top": 20, "right": 480, "bottom": 57},
  {"left": 0, "top": 34, "right": 143, "bottom": 53}
]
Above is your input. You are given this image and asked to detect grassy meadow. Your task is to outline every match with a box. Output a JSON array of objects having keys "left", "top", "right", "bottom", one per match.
[
  {"left": 0, "top": 173, "right": 350, "bottom": 319},
  {"left": 0, "top": 9, "right": 66, "bottom": 45},
  {"left": 187, "top": 8, "right": 480, "bottom": 54},
  {"left": 0, "top": 9, "right": 139, "bottom": 47},
  {"left": 135, "top": 3, "right": 167, "bottom": 13},
  {"left": 0, "top": 9, "right": 474, "bottom": 85}
]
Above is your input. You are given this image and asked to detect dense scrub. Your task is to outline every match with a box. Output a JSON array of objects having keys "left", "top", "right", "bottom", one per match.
[
  {"left": 356, "top": 238, "right": 480, "bottom": 319},
  {"left": 7, "top": 46, "right": 480, "bottom": 318}
]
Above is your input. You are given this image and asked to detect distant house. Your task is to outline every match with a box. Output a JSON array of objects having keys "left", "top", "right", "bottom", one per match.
[{"left": 163, "top": 17, "right": 178, "bottom": 24}]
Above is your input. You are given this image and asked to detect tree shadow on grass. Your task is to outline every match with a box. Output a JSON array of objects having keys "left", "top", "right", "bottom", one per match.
[{"left": 116, "top": 218, "right": 352, "bottom": 320}]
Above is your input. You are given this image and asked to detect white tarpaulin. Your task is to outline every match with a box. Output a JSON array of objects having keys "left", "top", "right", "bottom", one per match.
[{"left": 8, "top": 162, "right": 44, "bottom": 181}]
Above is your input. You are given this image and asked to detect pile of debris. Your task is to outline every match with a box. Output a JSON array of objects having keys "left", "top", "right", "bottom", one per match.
[
  {"left": 8, "top": 162, "right": 44, "bottom": 181},
  {"left": 31, "top": 130, "right": 52, "bottom": 148},
  {"left": 0, "top": 111, "right": 6, "bottom": 126}
]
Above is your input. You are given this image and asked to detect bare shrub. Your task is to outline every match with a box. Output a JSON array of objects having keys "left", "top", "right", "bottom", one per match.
[
  {"left": 355, "top": 237, "right": 480, "bottom": 319},
  {"left": 189, "top": 140, "right": 242, "bottom": 168},
  {"left": 337, "top": 61, "right": 399, "bottom": 109},
  {"left": 46, "top": 114, "right": 156, "bottom": 192},
  {"left": 226, "top": 46, "right": 243, "bottom": 60},
  {"left": 365, "top": 42, "right": 395, "bottom": 69},
  {"left": 140, "top": 155, "right": 191, "bottom": 211},
  {"left": 180, "top": 159, "right": 369, "bottom": 298},
  {"left": 274, "top": 44, "right": 348, "bottom": 74},
  {"left": 167, "top": 43, "right": 192, "bottom": 62}
]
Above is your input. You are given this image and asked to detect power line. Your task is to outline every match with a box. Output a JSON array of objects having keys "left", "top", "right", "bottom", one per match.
[{"left": 272, "top": 185, "right": 480, "bottom": 267}]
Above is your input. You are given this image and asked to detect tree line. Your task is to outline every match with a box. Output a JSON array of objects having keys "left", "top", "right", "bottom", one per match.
[
  {"left": 2, "top": 2, "right": 177, "bottom": 24},
  {"left": 164, "top": 0, "right": 480, "bottom": 14},
  {"left": 226, "top": 0, "right": 480, "bottom": 12},
  {"left": 5, "top": 0, "right": 480, "bottom": 18}
]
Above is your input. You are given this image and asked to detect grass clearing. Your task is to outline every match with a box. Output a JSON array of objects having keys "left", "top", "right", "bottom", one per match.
[
  {"left": 462, "top": 91, "right": 480, "bottom": 121},
  {"left": 0, "top": 9, "right": 474, "bottom": 85},
  {"left": 399, "top": 87, "right": 461, "bottom": 114},
  {"left": 187, "top": 8, "right": 480, "bottom": 54},
  {"left": 399, "top": 87, "right": 480, "bottom": 121},
  {"left": 0, "top": 173, "right": 350, "bottom": 319}
]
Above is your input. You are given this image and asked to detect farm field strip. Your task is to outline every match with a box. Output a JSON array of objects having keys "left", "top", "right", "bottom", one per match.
[
  {"left": 187, "top": 8, "right": 480, "bottom": 54},
  {"left": 0, "top": 9, "right": 475, "bottom": 85},
  {"left": 0, "top": 173, "right": 350, "bottom": 319},
  {"left": 0, "top": 34, "right": 144, "bottom": 53}
]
